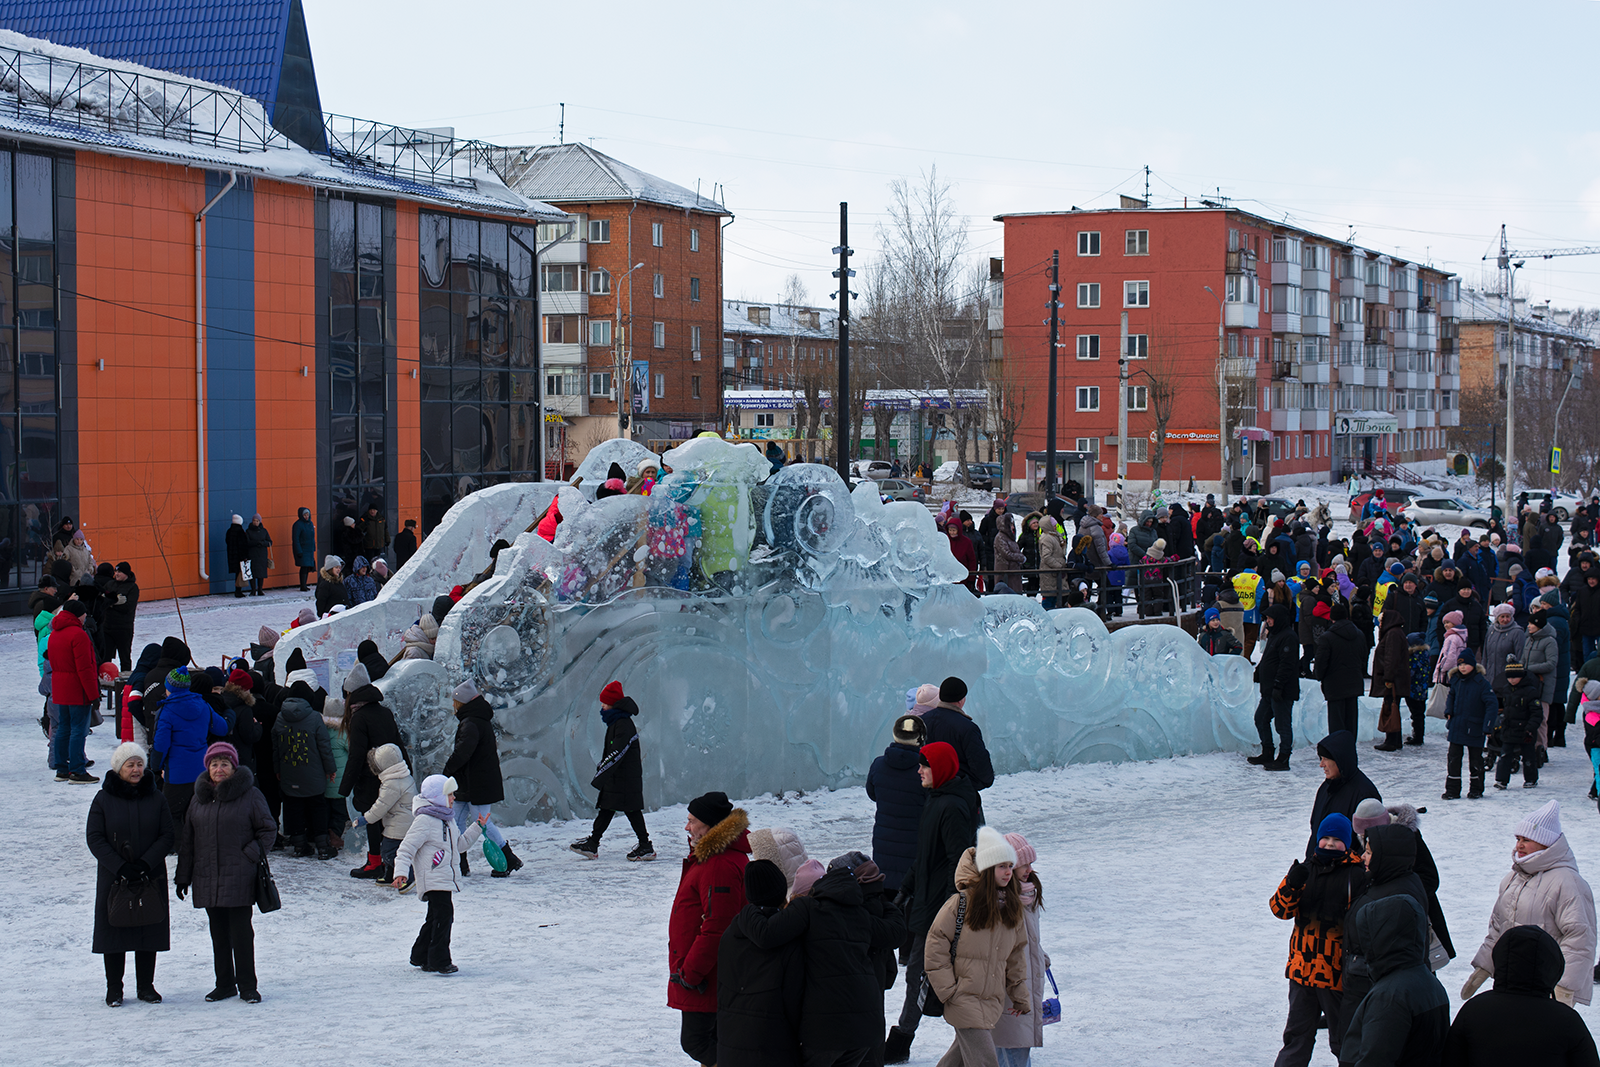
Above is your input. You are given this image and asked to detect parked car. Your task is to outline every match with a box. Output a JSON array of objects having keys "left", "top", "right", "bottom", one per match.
[
  {"left": 1401, "top": 497, "right": 1491, "bottom": 528},
  {"left": 966, "top": 462, "right": 1005, "bottom": 491},
  {"left": 853, "top": 460, "right": 894, "bottom": 481},
  {"left": 876, "top": 478, "right": 926, "bottom": 503},
  {"left": 1520, "top": 489, "right": 1584, "bottom": 521},
  {"left": 1348, "top": 487, "right": 1424, "bottom": 524}
]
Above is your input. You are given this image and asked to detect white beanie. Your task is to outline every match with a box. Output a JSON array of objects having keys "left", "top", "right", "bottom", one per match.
[
  {"left": 285, "top": 668, "right": 317, "bottom": 690},
  {"left": 110, "top": 741, "right": 148, "bottom": 773},
  {"left": 1515, "top": 800, "right": 1563, "bottom": 847},
  {"left": 452, "top": 678, "right": 481, "bottom": 703},
  {"left": 974, "top": 825, "right": 1018, "bottom": 872}
]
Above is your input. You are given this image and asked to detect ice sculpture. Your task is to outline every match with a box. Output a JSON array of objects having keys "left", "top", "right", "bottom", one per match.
[
  {"left": 570, "top": 438, "right": 660, "bottom": 494},
  {"left": 288, "top": 436, "right": 1377, "bottom": 826}
]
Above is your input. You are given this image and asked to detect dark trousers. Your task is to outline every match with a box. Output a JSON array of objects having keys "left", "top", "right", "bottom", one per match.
[
  {"left": 1274, "top": 981, "right": 1342, "bottom": 1067},
  {"left": 680, "top": 1010, "right": 717, "bottom": 1064},
  {"left": 105, "top": 628, "right": 133, "bottom": 672},
  {"left": 1325, "top": 696, "right": 1359, "bottom": 738},
  {"left": 367, "top": 819, "right": 385, "bottom": 855},
  {"left": 897, "top": 927, "right": 928, "bottom": 1032},
  {"left": 1495, "top": 741, "right": 1538, "bottom": 786},
  {"left": 803, "top": 1050, "right": 869, "bottom": 1067},
  {"left": 164, "top": 780, "right": 195, "bottom": 828},
  {"left": 281, "top": 795, "right": 328, "bottom": 840},
  {"left": 299, "top": 566, "right": 313, "bottom": 588},
  {"left": 1255, "top": 693, "right": 1294, "bottom": 757},
  {"left": 205, "top": 905, "right": 256, "bottom": 994},
  {"left": 326, "top": 796, "right": 349, "bottom": 835},
  {"left": 1445, "top": 743, "right": 1486, "bottom": 797},
  {"left": 411, "top": 890, "right": 454, "bottom": 969},
  {"left": 1404, "top": 697, "right": 1425, "bottom": 738},
  {"left": 249, "top": 570, "right": 264, "bottom": 595},
  {"left": 592, "top": 808, "right": 649, "bottom": 844},
  {"left": 103, "top": 950, "right": 156, "bottom": 992}
]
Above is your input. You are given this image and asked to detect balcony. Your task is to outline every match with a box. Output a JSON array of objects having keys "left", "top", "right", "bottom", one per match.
[
  {"left": 1223, "top": 357, "right": 1256, "bottom": 379},
  {"left": 542, "top": 239, "right": 587, "bottom": 265},
  {"left": 1224, "top": 301, "right": 1259, "bottom": 329},
  {"left": 1439, "top": 409, "right": 1460, "bottom": 427},
  {"left": 1392, "top": 288, "right": 1417, "bottom": 310},
  {"left": 1270, "top": 260, "right": 1302, "bottom": 286},
  {"left": 1365, "top": 283, "right": 1391, "bottom": 306},
  {"left": 1302, "top": 267, "right": 1331, "bottom": 291},
  {"left": 1273, "top": 361, "right": 1297, "bottom": 380},
  {"left": 543, "top": 342, "right": 586, "bottom": 366},
  {"left": 1438, "top": 337, "right": 1458, "bottom": 355},
  {"left": 544, "top": 291, "right": 588, "bottom": 315},
  {"left": 1271, "top": 311, "right": 1301, "bottom": 334},
  {"left": 1364, "top": 345, "right": 1390, "bottom": 370},
  {"left": 1341, "top": 364, "right": 1365, "bottom": 386},
  {"left": 1298, "top": 361, "right": 1331, "bottom": 384},
  {"left": 1365, "top": 326, "right": 1387, "bottom": 346},
  {"left": 1225, "top": 249, "right": 1258, "bottom": 273},
  {"left": 1339, "top": 276, "right": 1365, "bottom": 299},
  {"left": 1302, "top": 314, "right": 1330, "bottom": 337}
]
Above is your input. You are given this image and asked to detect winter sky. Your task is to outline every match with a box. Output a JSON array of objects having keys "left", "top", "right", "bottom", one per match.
[{"left": 304, "top": 0, "right": 1600, "bottom": 310}]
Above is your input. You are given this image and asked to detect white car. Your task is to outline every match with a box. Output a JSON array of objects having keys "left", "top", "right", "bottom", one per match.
[
  {"left": 853, "top": 460, "right": 895, "bottom": 481},
  {"left": 1520, "top": 490, "right": 1585, "bottom": 521},
  {"left": 1402, "top": 497, "right": 1492, "bottom": 529}
]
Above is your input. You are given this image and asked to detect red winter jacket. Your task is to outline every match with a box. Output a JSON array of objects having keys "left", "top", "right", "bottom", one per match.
[
  {"left": 667, "top": 809, "right": 750, "bottom": 1013},
  {"left": 47, "top": 610, "right": 99, "bottom": 706}
]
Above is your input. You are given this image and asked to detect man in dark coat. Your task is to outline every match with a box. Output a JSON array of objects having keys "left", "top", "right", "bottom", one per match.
[
  {"left": 1307, "top": 731, "right": 1382, "bottom": 860},
  {"left": 865, "top": 714, "right": 927, "bottom": 893},
  {"left": 1196, "top": 495, "right": 1225, "bottom": 546},
  {"left": 571, "top": 680, "right": 652, "bottom": 862},
  {"left": 1356, "top": 541, "right": 1387, "bottom": 590},
  {"left": 1438, "top": 580, "right": 1488, "bottom": 656},
  {"left": 442, "top": 678, "right": 520, "bottom": 877},
  {"left": 101, "top": 563, "right": 139, "bottom": 671},
  {"left": 887, "top": 741, "right": 978, "bottom": 1064},
  {"left": 1250, "top": 604, "right": 1300, "bottom": 771},
  {"left": 919, "top": 676, "right": 994, "bottom": 824},
  {"left": 1384, "top": 573, "right": 1426, "bottom": 637},
  {"left": 1340, "top": 895, "right": 1449, "bottom": 1067},
  {"left": 360, "top": 504, "right": 389, "bottom": 561},
  {"left": 1443, "top": 925, "right": 1600, "bottom": 1066},
  {"left": 393, "top": 519, "right": 419, "bottom": 570},
  {"left": 717, "top": 860, "right": 805, "bottom": 1067},
  {"left": 336, "top": 663, "right": 410, "bottom": 879}
]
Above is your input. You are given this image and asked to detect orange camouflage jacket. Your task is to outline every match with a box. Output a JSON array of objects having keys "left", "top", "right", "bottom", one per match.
[{"left": 1269, "top": 851, "right": 1366, "bottom": 990}]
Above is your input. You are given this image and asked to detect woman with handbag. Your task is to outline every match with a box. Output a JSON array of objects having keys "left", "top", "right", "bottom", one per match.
[
  {"left": 923, "top": 826, "right": 1031, "bottom": 1067},
  {"left": 175, "top": 741, "right": 277, "bottom": 1004},
  {"left": 991, "top": 833, "right": 1052, "bottom": 1067},
  {"left": 86, "top": 742, "right": 175, "bottom": 1006}
]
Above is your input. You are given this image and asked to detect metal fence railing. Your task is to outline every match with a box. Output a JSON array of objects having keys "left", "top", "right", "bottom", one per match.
[{"left": 971, "top": 556, "right": 1205, "bottom": 620}]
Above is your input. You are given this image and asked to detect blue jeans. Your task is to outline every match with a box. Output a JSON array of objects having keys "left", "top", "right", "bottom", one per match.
[
  {"left": 51, "top": 703, "right": 89, "bottom": 774},
  {"left": 452, "top": 800, "right": 506, "bottom": 848},
  {"left": 996, "top": 1048, "right": 1033, "bottom": 1067},
  {"left": 1584, "top": 634, "right": 1599, "bottom": 665}
]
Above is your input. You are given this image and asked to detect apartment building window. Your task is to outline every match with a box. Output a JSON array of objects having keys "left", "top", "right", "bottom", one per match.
[
  {"left": 1127, "top": 385, "right": 1148, "bottom": 411},
  {"left": 1077, "top": 283, "right": 1100, "bottom": 308},
  {"left": 543, "top": 314, "right": 584, "bottom": 344},
  {"left": 690, "top": 277, "right": 701, "bottom": 302},
  {"left": 653, "top": 321, "right": 665, "bottom": 348},
  {"left": 1075, "top": 437, "right": 1100, "bottom": 455},
  {"left": 651, "top": 222, "right": 664, "bottom": 247},
  {"left": 545, "top": 370, "right": 581, "bottom": 396},
  {"left": 1076, "top": 386, "right": 1100, "bottom": 411},
  {"left": 653, "top": 273, "right": 664, "bottom": 298},
  {"left": 1272, "top": 285, "right": 1300, "bottom": 314},
  {"left": 691, "top": 325, "right": 702, "bottom": 357},
  {"left": 747, "top": 306, "right": 771, "bottom": 326},
  {"left": 1126, "top": 334, "right": 1148, "bottom": 359},
  {"left": 1227, "top": 333, "right": 1239, "bottom": 358},
  {"left": 1126, "top": 438, "right": 1148, "bottom": 462},
  {"left": 1303, "top": 290, "right": 1330, "bottom": 318},
  {"left": 588, "top": 219, "right": 610, "bottom": 243},
  {"left": 1225, "top": 274, "right": 1257, "bottom": 303},
  {"left": 1124, "top": 281, "right": 1149, "bottom": 308},
  {"left": 1303, "top": 244, "right": 1329, "bottom": 271},
  {"left": 690, "top": 228, "right": 700, "bottom": 252},
  {"left": 1076, "top": 334, "right": 1099, "bottom": 360},
  {"left": 691, "top": 375, "right": 701, "bottom": 399},
  {"left": 1273, "top": 436, "right": 1281, "bottom": 462},
  {"left": 590, "top": 268, "right": 610, "bottom": 295},
  {"left": 1077, "top": 231, "right": 1100, "bottom": 256},
  {"left": 654, "top": 373, "right": 665, "bottom": 398},
  {"left": 540, "top": 263, "right": 583, "bottom": 292},
  {"left": 589, "top": 319, "right": 612, "bottom": 346},
  {"left": 590, "top": 371, "right": 613, "bottom": 396},
  {"left": 1125, "top": 229, "right": 1149, "bottom": 255}
]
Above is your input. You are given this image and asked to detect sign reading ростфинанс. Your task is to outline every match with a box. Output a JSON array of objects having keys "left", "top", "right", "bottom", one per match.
[{"left": 1336, "top": 413, "right": 1399, "bottom": 435}]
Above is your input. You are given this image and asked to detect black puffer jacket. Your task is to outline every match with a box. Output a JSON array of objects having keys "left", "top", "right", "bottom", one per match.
[
  {"left": 1442, "top": 925, "right": 1600, "bottom": 1066},
  {"left": 1254, "top": 607, "right": 1300, "bottom": 700},
  {"left": 442, "top": 695, "right": 504, "bottom": 805},
  {"left": 1306, "top": 731, "right": 1381, "bottom": 859},
  {"left": 86, "top": 770, "right": 175, "bottom": 954},
  {"left": 1342, "top": 824, "right": 1430, "bottom": 1028},
  {"left": 1341, "top": 895, "right": 1449, "bottom": 1067},
  {"left": 272, "top": 695, "right": 335, "bottom": 798},
  {"left": 865, "top": 743, "right": 925, "bottom": 893},
  {"left": 899, "top": 774, "right": 978, "bottom": 933},
  {"left": 592, "top": 698, "right": 643, "bottom": 812},
  {"left": 737, "top": 868, "right": 907, "bottom": 1050},
  {"left": 1315, "top": 620, "right": 1368, "bottom": 700},
  {"left": 175, "top": 766, "right": 277, "bottom": 909},
  {"left": 716, "top": 904, "right": 805, "bottom": 1067},
  {"left": 101, "top": 568, "right": 139, "bottom": 636},
  {"left": 220, "top": 687, "right": 263, "bottom": 774},
  {"left": 339, "top": 692, "right": 409, "bottom": 810}
]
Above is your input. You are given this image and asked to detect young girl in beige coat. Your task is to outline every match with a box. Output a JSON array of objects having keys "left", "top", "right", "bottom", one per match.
[
  {"left": 924, "top": 826, "right": 1031, "bottom": 1067},
  {"left": 990, "top": 833, "right": 1050, "bottom": 1066}
]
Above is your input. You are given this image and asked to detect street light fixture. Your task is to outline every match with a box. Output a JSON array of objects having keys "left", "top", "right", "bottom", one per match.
[{"left": 613, "top": 261, "right": 646, "bottom": 439}]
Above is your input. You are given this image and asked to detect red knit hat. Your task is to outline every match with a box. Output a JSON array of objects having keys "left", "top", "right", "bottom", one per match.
[
  {"left": 227, "top": 669, "right": 254, "bottom": 691},
  {"left": 599, "top": 680, "right": 624, "bottom": 706},
  {"left": 919, "top": 741, "right": 959, "bottom": 788}
]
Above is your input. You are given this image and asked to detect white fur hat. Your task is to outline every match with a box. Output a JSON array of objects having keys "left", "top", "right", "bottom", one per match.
[
  {"left": 110, "top": 741, "right": 147, "bottom": 773},
  {"left": 974, "top": 825, "right": 1018, "bottom": 872}
]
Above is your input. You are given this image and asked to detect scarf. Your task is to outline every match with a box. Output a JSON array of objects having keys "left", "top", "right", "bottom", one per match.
[
  {"left": 1017, "top": 878, "right": 1038, "bottom": 908},
  {"left": 417, "top": 803, "right": 454, "bottom": 822},
  {"left": 600, "top": 704, "right": 631, "bottom": 726}
]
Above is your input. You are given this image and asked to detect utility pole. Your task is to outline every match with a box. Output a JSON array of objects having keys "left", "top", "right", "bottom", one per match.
[
  {"left": 1118, "top": 310, "right": 1129, "bottom": 512},
  {"left": 832, "top": 203, "right": 854, "bottom": 484},
  {"left": 1497, "top": 225, "right": 1520, "bottom": 509},
  {"left": 1044, "top": 250, "right": 1060, "bottom": 496},
  {"left": 613, "top": 261, "right": 646, "bottom": 440},
  {"left": 1204, "top": 285, "right": 1227, "bottom": 504}
]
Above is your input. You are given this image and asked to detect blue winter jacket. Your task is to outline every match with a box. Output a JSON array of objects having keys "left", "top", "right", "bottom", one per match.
[
  {"left": 153, "top": 689, "right": 229, "bottom": 785},
  {"left": 1108, "top": 542, "right": 1130, "bottom": 587},
  {"left": 865, "top": 743, "right": 926, "bottom": 893},
  {"left": 1443, "top": 668, "right": 1498, "bottom": 747},
  {"left": 292, "top": 517, "right": 317, "bottom": 568}
]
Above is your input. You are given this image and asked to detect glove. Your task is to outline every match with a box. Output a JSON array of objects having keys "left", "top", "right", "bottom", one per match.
[
  {"left": 1555, "top": 986, "right": 1576, "bottom": 1007},
  {"left": 669, "top": 971, "right": 707, "bottom": 994},
  {"left": 1285, "top": 860, "right": 1310, "bottom": 890},
  {"left": 1460, "top": 967, "right": 1490, "bottom": 1000},
  {"left": 116, "top": 594, "right": 127, "bottom": 605},
  {"left": 116, "top": 860, "right": 149, "bottom": 883},
  {"left": 175, "top": 883, "right": 189, "bottom": 901},
  {"left": 352, "top": 815, "right": 367, "bottom": 828}
]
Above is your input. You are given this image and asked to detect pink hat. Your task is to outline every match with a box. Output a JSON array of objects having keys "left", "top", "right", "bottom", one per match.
[
  {"left": 790, "top": 859, "right": 825, "bottom": 900},
  {"left": 1443, "top": 610, "right": 1463, "bottom": 627},
  {"left": 1004, "top": 832, "right": 1036, "bottom": 868},
  {"left": 203, "top": 741, "right": 239, "bottom": 767}
]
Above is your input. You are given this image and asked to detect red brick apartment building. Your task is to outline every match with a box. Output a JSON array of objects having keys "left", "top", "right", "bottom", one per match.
[{"left": 997, "top": 204, "right": 1459, "bottom": 496}]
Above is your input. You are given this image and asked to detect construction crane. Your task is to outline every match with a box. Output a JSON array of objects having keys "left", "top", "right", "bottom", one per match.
[{"left": 1485, "top": 224, "right": 1600, "bottom": 510}]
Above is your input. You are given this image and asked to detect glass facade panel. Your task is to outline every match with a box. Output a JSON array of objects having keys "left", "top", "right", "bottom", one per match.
[
  {"left": 329, "top": 199, "right": 355, "bottom": 272},
  {"left": 325, "top": 197, "right": 390, "bottom": 534}
]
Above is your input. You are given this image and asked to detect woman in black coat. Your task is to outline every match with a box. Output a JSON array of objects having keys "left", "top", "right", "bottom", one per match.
[
  {"left": 175, "top": 741, "right": 276, "bottom": 1004},
  {"left": 244, "top": 515, "right": 272, "bottom": 597},
  {"left": 224, "top": 515, "right": 249, "bottom": 598},
  {"left": 86, "top": 742, "right": 176, "bottom": 1006},
  {"left": 442, "top": 681, "right": 521, "bottom": 875},
  {"left": 571, "top": 682, "right": 650, "bottom": 860},
  {"left": 336, "top": 665, "right": 409, "bottom": 879},
  {"left": 718, "top": 860, "right": 805, "bottom": 1067},
  {"left": 1338, "top": 823, "right": 1431, "bottom": 1044}
]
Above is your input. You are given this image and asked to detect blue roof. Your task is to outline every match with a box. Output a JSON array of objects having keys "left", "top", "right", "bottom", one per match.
[{"left": 0, "top": 0, "right": 310, "bottom": 123}]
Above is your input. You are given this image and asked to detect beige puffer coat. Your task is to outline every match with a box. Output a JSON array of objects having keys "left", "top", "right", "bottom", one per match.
[
  {"left": 747, "top": 826, "right": 809, "bottom": 891},
  {"left": 923, "top": 849, "right": 1030, "bottom": 1029},
  {"left": 1469, "top": 835, "right": 1597, "bottom": 1004},
  {"left": 361, "top": 743, "right": 416, "bottom": 841},
  {"left": 1037, "top": 523, "right": 1068, "bottom": 596},
  {"left": 990, "top": 886, "right": 1049, "bottom": 1049}
]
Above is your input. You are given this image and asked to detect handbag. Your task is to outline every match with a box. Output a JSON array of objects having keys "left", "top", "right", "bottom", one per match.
[
  {"left": 255, "top": 856, "right": 281, "bottom": 913},
  {"left": 917, "top": 893, "right": 967, "bottom": 1018},
  {"left": 1425, "top": 680, "right": 1449, "bottom": 719},
  {"left": 1041, "top": 967, "right": 1062, "bottom": 1025},
  {"left": 1426, "top": 926, "right": 1450, "bottom": 972},
  {"left": 107, "top": 846, "right": 168, "bottom": 928}
]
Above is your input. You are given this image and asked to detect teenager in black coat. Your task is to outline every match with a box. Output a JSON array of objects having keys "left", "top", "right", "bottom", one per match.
[
  {"left": 865, "top": 715, "right": 927, "bottom": 893},
  {"left": 571, "top": 681, "right": 652, "bottom": 861},
  {"left": 717, "top": 860, "right": 804, "bottom": 1067},
  {"left": 920, "top": 676, "right": 994, "bottom": 823},
  {"left": 440, "top": 680, "right": 521, "bottom": 877},
  {"left": 1306, "top": 731, "right": 1381, "bottom": 860},
  {"left": 337, "top": 664, "right": 409, "bottom": 878},
  {"left": 1442, "top": 925, "right": 1600, "bottom": 1067},
  {"left": 1339, "top": 823, "right": 1430, "bottom": 1042}
]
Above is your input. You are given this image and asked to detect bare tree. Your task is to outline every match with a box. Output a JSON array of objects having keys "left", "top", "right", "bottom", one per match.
[
  {"left": 984, "top": 341, "right": 1027, "bottom": 484},
  {"left": 1137, "top": 322, "right": 1183, "bottom": 489},
  {"left": 126, "top": 464, "right": 192, "bottom": 651}
]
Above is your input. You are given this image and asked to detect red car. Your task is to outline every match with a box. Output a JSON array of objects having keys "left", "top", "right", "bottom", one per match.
[{"left": 1347, "top": 488, "right": 1422, "bottom": 524}]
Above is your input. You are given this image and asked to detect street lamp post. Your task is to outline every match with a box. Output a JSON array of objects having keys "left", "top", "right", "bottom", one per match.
[
  {"left": 613, "top": 261, "right": 646, "bottom": 439},
  {"left": 1203, "top": 285, "right": 1227, "bottom": 504},
  {"left": 1502, "top": 260, "right": 1523, "bottom": 508}
]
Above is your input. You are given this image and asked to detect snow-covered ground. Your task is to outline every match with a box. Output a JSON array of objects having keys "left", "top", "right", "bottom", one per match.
[{"left": 3, "top": 590, "right": 1597, "bottom": 1065}]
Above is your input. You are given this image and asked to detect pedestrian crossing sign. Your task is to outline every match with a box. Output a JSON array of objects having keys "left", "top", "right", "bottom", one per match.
[{"left": 1550, "top": 447, "right": 1561, "bottom": 475}]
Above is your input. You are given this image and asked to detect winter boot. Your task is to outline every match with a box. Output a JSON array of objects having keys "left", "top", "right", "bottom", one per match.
[
  {"left": 291, "top": 835, "right": 313, "bottom": 858},
  {"left": 1441, "top": 777, "right": 1462, "bottom": 800},
  {"left": 569, "top": 837, "right": 600, "bottom": 859},
  {"left": 460, "top": 853, "right": 470, "bottom": 877},
  {"left": 314, "top": 840, "right": 338, "bottom": 861},
  {"left": 271, "top": 833, "right": 289, "bottom": 853},
  {"left": 1467, "top": 777, "right": 1484, "bottom": 800},
  {"left": 376, "top": 864, "right": 395, "bottom": 887},
  {"left": 1373, "top": 733, "right": 1403, "bottom": 752},
  {"left": 884, "top": 1025, "right": 913, "bottom": 1064},
  {"left": 1264, "top": 755, "right": 1291, "bottom": 772},
  {"left": 136, "top": 987, "right": 161, "bottom": 1004},
  {"left": 1246, "top": 746, "right": 1274, "bottom": 766},
  {"left": 350, "top": 852, "right": 384, "bottom": 879},
  {"left": 106, "top": 984, "right": 123, "bottom": 1007},
  {"left": 498, "top": 844, "right": 523, "bottom": 874},
  {"left": 627, "top": 840, "right": 657, "bottom": 861}
]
